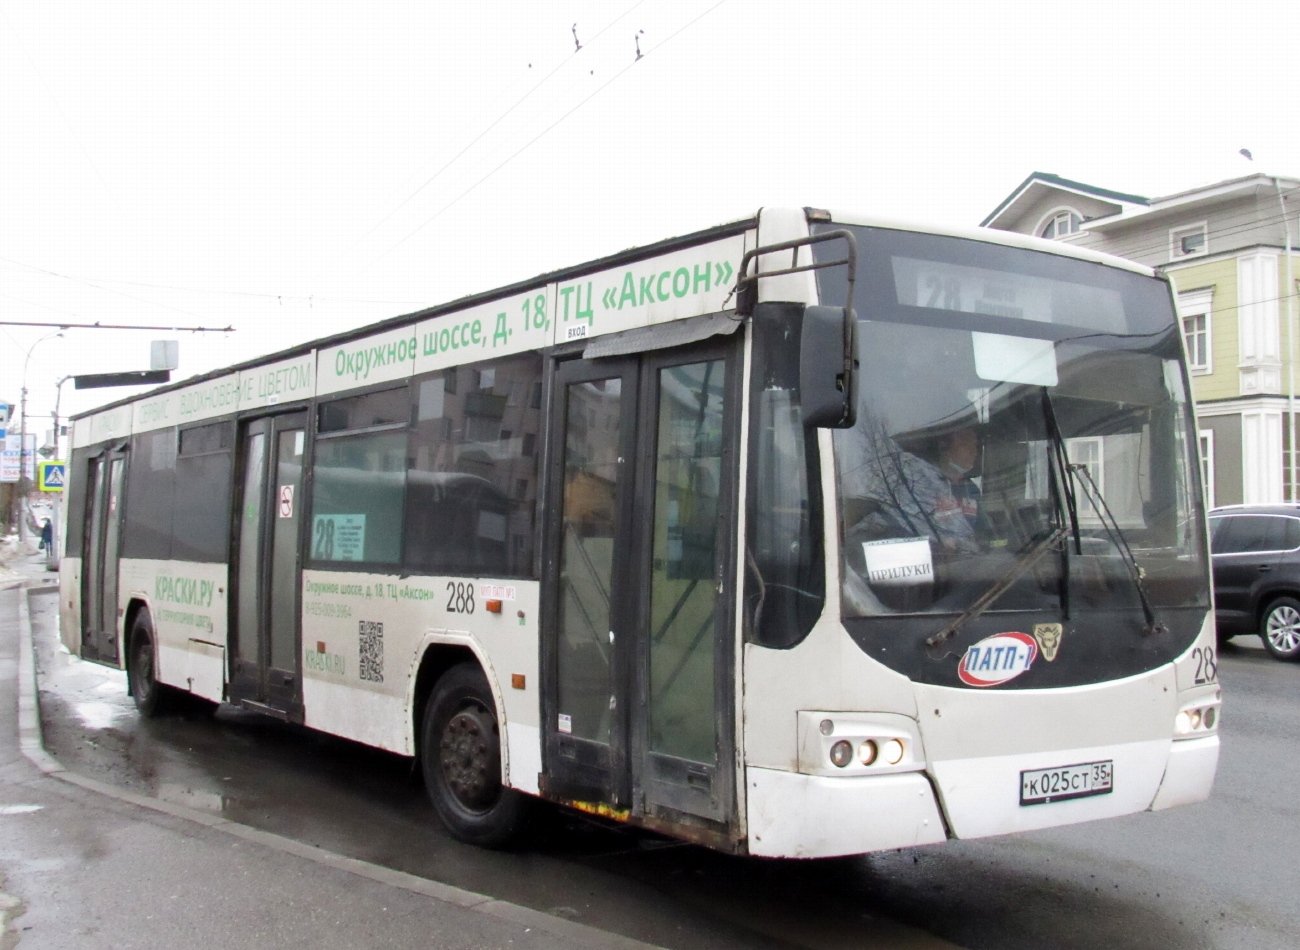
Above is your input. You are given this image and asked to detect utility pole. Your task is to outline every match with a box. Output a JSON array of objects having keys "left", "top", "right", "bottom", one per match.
[
  {"left": 1277, "top": 178, "right": 1298, "bottom": 502},
  {"left": 16, "top": 383, "right": 28, "bottom": 542},
  {"left": 13, "top": 331, "right": 62, "bottom": 542}
]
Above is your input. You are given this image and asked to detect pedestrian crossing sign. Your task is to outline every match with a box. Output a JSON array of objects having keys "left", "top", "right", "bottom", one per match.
[{"left": 37, "top": 461, "right": 65, "bottom": 492}]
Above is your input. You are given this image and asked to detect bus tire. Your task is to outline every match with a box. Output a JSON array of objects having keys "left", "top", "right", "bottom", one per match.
[
  {"left": 421, "top": 662, "right": 527, "bottom": 847},
  {"left": 127, "top": 612, "right": 171, "bottom": 717},
  {"left": 1261, "top": 596, "right": 1300, "bottom": 661}
]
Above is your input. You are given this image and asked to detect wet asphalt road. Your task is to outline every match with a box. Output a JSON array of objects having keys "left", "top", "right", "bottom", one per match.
[{"left": 27, "top": 585, "right": 1300, "bottom": 950}]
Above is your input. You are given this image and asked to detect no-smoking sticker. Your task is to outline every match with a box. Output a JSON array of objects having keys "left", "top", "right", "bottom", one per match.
[{"left": 279, "top": 484, "right": 294, "bottom": 518}]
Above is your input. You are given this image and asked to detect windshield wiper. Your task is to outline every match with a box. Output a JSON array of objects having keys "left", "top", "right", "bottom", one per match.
[
  {"left": 926, "top": 526, "right": 1067, "bottom": 649},
  {"left": 1069, "top": 464, "right": 1168, "bottom": 637},
  {"left": 1040, "top": 388, "right": 1082, "bottom": 622},
  {"left": 924, "top": 388, "right": 1165, "bottom": 651},
  {"left": 925, "top": 389, "right": 1089, "bottom": 651},
  {"left": 1038, "top": 389, "right": 1164, "bottom": 634}
]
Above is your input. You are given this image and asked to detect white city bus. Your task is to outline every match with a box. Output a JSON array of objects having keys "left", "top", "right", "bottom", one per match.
[{"left": 59, "top": 207, "right": 1220, "bottom": 856}]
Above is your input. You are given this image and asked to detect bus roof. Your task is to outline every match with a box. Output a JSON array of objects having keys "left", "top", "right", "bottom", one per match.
[
  {"left": 819, "top": 209, "right": 1157, "bottom": 278},
  {"left": 70, "top": 206, "right": 1161, "bottom": 426},
  {"left": 70, "top": 213, "right": 757, "bottom": 424}
]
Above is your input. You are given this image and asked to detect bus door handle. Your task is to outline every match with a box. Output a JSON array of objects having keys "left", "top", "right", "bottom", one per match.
[{"left": 685, "top": 766, "right": 711, "bottom": 790}]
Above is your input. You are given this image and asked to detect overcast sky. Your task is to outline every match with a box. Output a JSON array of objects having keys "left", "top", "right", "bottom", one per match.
[{"left": 4, "top": 0, "right": 1298, "bottom": 441}]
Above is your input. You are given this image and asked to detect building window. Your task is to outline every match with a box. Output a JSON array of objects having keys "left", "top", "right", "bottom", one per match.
[
  {"left": 1183, "top": 313, "right": 1209, "bottom": 370},
  {"left": 1067, "top": 437, "right": 1104, "bottom": 491},
  {"left": 1199, "top": 429, "right": 1215, "bottom": 510},
  {"left": 1066, "top": 436, "right": 1105, "bottom": 523},
  {"left": 1039, "top": 211, "right": 1082, "bottom": 240},
  {"left": 1177, "top": 289, "right": 1213, "bottom": 374},
  {"left": 1170, "top": 223, "right": 1209, "bottom": 260}
]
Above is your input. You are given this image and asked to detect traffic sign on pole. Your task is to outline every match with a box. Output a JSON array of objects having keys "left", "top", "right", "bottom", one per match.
[{"left": 37, "top": 460, "right": 65, "bottom": 492}]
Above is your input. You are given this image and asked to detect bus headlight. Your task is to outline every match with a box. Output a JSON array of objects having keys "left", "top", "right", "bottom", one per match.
[
  {"left": 880, "top": 738, "right": 906, "bottom": 765},
  {"left": 858, "top": 740, "right": 878, "bottom": 765},
  {"left": 799, "top": 712, "right": 925, "bottom": 775},
  {"left": 829, "top": 740, "right": 854, "bottom": 768},
  {"left": 1175, "top": 702, "right": 1219, "bottom": 737}
]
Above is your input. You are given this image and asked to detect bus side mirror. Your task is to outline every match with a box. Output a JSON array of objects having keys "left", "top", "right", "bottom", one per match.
[{"left": 800, "top": 305, "right": 858, "bottom": 428}]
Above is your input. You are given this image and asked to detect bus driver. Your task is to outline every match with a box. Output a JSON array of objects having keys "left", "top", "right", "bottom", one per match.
[{"left": 841, "top": 414, "right": 991, "bottom": 557}]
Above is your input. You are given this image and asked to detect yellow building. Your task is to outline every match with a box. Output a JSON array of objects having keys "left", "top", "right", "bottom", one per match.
[{"left": 983, "top": 172, "right": 1300, "bottom": 506}]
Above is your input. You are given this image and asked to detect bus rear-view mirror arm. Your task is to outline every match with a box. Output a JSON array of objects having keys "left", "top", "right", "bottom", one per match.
[{"left": 736, "top": 229, "right": 859, "bottom": 429}]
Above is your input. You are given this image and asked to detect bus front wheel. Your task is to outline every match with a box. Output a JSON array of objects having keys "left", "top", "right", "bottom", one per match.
[{"left": 421, "top": 662, "right": 527, "bottom": 847}]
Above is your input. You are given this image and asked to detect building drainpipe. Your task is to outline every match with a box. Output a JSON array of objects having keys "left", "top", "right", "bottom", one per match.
[{"left": 1277, "top": 178, "right": 1297, "bottom": 503}]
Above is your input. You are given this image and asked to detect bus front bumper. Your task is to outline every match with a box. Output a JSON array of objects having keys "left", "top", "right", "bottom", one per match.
[
  {"left": 744, "top": 733, "right": 1218, "bottom": 858},
  {"left": 1149, "top": 734, "right": 1219, "bottom": 811},
  {"left": 745, "top": 767, "right": 946, "bottom": 858}
]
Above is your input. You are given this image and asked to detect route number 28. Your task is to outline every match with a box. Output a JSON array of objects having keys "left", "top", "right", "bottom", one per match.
[{"left": 1191, "top": 646, "right": 1218, "bottom": 685}]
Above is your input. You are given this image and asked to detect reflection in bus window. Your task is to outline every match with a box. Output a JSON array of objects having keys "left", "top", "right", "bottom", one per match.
[
  {"left": 648, "top": 360, "right": 725, "bottom": 764},
  {"left": 405, "top": 352, "right": 542, "bottom": 577}
]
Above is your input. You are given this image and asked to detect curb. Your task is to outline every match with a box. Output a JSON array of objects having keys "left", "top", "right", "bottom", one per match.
[{"left": 14, "top": 581, "right": 664, "bottom": 950}]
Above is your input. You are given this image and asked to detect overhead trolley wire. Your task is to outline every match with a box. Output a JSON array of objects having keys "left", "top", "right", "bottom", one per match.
[
  {"left": 1092, "top": 206, "right": 1300, "bottom": 262},
  {"left": 1048, "top": 186, "right": 1300, "bottom": 262},
  {"left": 0, "top": 255, "right": 209, "bottom": 320},
  {"left": 0, "top": 256, "right": 423, "bottom": 307},
  {"left": 361, "top": 0, "right": 729, "bottom": 275},
  {"left": 336, "top": 0, "right": 647, "bottom": 270}
]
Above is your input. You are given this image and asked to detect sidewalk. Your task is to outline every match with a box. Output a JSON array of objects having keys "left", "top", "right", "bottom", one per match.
[{"left": 0, "top": 553, "right": 654, "bottom": 950}]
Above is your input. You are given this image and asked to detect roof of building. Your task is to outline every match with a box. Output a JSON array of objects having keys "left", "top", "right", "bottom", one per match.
[{"left": 980, "top": 172, "right": 1150, "bottom": 228}]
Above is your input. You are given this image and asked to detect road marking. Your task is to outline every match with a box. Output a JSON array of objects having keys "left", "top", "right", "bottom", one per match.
[{"left": 0, "top": 805, "right": 42, "bottom": 815}]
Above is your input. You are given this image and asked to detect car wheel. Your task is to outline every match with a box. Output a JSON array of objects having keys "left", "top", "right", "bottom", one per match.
[
  {"left": 1261, "top": 596, "right": 1300, "bottom": 661},
  {"left": 128, "top": 612, "right": 171, "bottom": 717},
  {"left": 421, "top": 662, "right": 528, "bottom": 847}
]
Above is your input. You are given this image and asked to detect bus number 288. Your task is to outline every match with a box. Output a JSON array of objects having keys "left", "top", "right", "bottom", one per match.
[{"left": 446, "top": 581, "right": 475, "bottom": 614}]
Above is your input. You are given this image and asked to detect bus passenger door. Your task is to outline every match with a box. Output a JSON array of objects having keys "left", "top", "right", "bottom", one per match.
[
  {"left": 632, "top": 348, "right": 736, "bottom": 830},
  {"left": 82, "top": 448, "right": 127, "bottom": 664},
  {"left": 542, "top": 341, "right": 738, "bottom": 837},
  {"left": 230, "top": 412, "right": 307, "bottom": 718},
  {"left": 542, "top": 358, "right": 640, "bottom": 807}
]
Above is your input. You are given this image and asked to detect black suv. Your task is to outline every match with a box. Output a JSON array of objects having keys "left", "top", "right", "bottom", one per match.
[{"left": 1210, "top": 505, "right": 1300, "bottom": 660}]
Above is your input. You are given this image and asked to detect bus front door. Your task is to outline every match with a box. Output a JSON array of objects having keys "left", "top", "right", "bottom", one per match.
[
  {"left": 543, "top": 341, "right": 738, "bottom": 839},
  {"left": 230, "top": 413, "right": 307, "bottom": 719},
  {"left": 82, "top": 448, "right": 127, "bottom": 664}
]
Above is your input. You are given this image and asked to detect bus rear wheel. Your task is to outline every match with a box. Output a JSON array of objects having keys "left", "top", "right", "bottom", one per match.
[
  {"left": 421, "top": 662, "right": 527, "bottom": 847},
  {"left": 128, "top": 612, "right": 172, "bottom": 717}
]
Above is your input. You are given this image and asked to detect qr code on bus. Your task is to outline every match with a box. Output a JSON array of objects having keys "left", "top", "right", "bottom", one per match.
[{"left": 358, "top": 620, "right": 384, "bottom": 683}]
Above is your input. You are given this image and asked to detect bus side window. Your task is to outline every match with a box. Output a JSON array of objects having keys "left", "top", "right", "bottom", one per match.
[
  {"left": 404, "top": 352, "right": 543, "bottom": 578},
  {"left": 174, "top": 421, "right": 235, "bottom": 562},
  {"left": 311, "top": 387, "right": 409, "bottom": 565},
  {"left": 123, "top": 429, "right": 177, "bottom": 560}
]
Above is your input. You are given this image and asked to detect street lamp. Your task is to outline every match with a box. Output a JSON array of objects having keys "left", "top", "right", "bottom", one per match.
[
  {"left": 51, "top": 375, "right": 72, "bottom": 463},
  {"left": 14, "top": 331, "right": 63, "bottom": 542}
]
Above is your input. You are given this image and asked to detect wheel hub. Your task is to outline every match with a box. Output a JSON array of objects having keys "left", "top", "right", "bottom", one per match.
[
  {"left": 439, "top": 707, "right": 499, "bottom": 809},
  {"left": 1268, "top": 606, "right": 1300, "bottom": 651}
]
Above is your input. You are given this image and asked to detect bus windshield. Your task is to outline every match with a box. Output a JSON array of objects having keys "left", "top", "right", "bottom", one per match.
[{"left": 815, "top": 226, "right": 1209, "bottom": 623}]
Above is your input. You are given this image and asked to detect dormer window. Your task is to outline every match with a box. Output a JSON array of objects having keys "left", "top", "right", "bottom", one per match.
[
  {"left": 1170, "top": 223, "right": 1208, "bottom": 260},
  {"left": 1039, "top": 211, "right": 1082, "bottom": 240}
]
